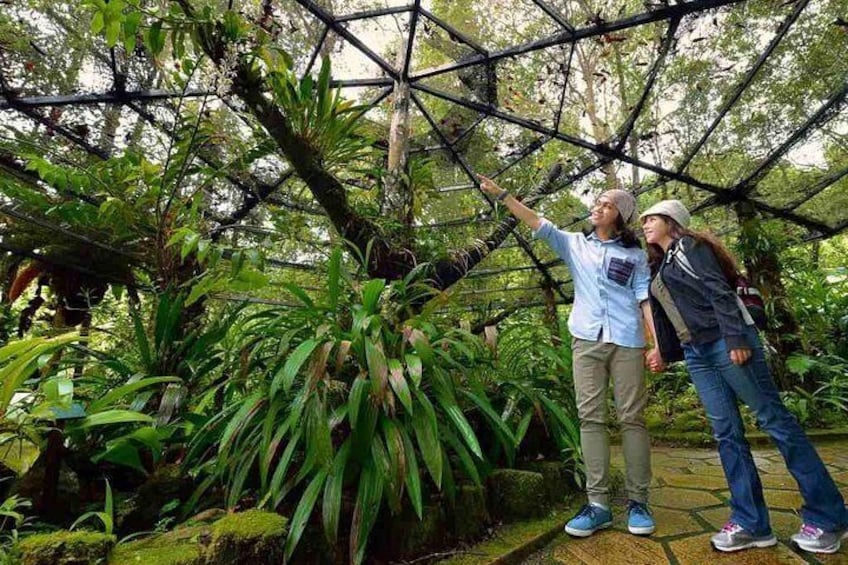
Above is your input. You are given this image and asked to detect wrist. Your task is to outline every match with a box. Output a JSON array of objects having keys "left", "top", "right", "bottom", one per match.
[{"left": 496, "top": 190, "right": 509, "bottom": 201}]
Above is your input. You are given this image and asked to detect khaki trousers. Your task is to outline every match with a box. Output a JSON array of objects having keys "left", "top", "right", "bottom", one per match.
[{"left": 572, "top": 337, "right": 651, "bottom": 505}]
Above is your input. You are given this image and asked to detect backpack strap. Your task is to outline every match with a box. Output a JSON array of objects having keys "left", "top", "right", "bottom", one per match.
[{"left": 671, "top": 240, "right": 700, "bottom": 280}]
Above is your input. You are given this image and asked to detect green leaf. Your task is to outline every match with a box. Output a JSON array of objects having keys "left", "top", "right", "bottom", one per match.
[
  {"left": 515, "top": 412, "right": 533, "bottom": 445},
  {"left": 786, "top": 354, "right": 816, "bottom": 378},
  {"left": 348, "top": 377, "right": 370, "bottom": 430},
  {"left": 405, "top": 354, "right": 422, "bottom": 387},
  {"left": 269, "top": 431, "right": 302, "bottom": 506},
  {"left": 94, "top": 440, "right": 145, "bottom": 473},
  {"left": 89, "top": 376, "right": 181, "bottom": 413},
  {"left": 408, "top": 329, "right": 434, "bottom": 366},
  {"left": 360, "top": 279, "right": 386, "bottom": 314},
  {"left": 461, "top": 390, "right": 516, "bottom": 463},
  {"left": 444, "top": 429, "right": 480, "bottom": 485},
  {"left": 398, "top": 425, "right": 423, "bottom": 519},
  {"left": 411, "top": 391, "right": 441, "bottom": 488},
  {"left": 146, "top": 20, "right": 165, "bottom": 56},
  {"left": 387, "top": 359, "right": 413, "bottom": 414},
  {"left": 272, "top": 339, "right": 320, "bottom": 396},
  {"left": 282, "top": 282, "right": 315, "bottom": 309},
  {"left": 0, "top": 334, "right": 79, "bottom": 411},
  {"left": 434, "top": 392, "right": 483, "bottom": 460},
  {"left": 349, "top": 460, "right": 383, "bottom": 565},
  {"left": 219, "top": 392, "right": 264, "bottom": 458},
  {"left": 380, "top": 418, "right": 406, "bottom": 513},
  {"left": 181, "top": 232, "right": 200, "bottom": 261},
  {"left": 75, "top": 410, "right": 154, "bottom": 429},
  {"left": 284, "top": 468, "right": 328, "bottom": 560},
  {"left": 322, "top": 440, "right": 351, "bottom": 544},
  {"left": 91, "top": 11, "right": 105, "bottom": 34},
  {"left": 105, "top": 19, "right": 121, "bottom": 47},
  {"left": 364, "top": 339, "right": 388, "bottom": 397}
]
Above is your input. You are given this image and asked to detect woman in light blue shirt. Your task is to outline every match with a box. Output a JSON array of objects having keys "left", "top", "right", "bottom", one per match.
[{"left": 479, "top": 175, "right": 656, "bottom": 537}]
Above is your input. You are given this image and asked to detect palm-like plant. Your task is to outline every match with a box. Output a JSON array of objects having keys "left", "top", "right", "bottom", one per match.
[{"left": 183, "top": 248, "right": 516, "bottom": 563}]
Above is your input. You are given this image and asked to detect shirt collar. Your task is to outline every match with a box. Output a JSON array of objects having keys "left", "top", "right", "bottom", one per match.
[{"left": 587, "top": 230, "right": 621, "bottom": 244}]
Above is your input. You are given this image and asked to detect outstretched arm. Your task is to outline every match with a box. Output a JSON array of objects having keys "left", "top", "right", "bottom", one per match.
[{"left": 478, "top": 175, "right": 542, "bottom": 231}]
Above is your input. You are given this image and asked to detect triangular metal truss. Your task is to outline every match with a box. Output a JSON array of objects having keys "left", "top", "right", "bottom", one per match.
[{"left": 1, "top": 0, "right": 847, "bottom": 307}]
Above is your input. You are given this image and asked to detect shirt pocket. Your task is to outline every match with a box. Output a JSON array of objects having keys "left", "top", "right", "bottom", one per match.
[{"left": 607, "top": 257, "right": 635, "bottom": 286}]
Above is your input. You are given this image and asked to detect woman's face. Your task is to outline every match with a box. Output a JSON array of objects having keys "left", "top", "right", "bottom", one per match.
[
  {"left": 641, "top": 215, "right": 670, "bottom": 245},
  {"left": 590, "top": 196, "right": 620, "bottom": 229}
]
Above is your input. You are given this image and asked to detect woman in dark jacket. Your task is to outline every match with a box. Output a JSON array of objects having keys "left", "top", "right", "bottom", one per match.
[{"left": 640, "top": 199, "right": 848, "bottom": 555}]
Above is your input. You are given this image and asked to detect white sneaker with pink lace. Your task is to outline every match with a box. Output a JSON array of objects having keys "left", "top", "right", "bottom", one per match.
[
  {"left": 791, "top": 523, "right": 848, "bottom": 554},
  {"left": 710, "top": 521, "right": 777, "bottom": 552}
]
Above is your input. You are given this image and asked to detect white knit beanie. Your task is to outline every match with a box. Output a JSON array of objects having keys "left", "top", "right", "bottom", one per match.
[{"left": 639, "top": 199, "right": 691, "bottom": 228}]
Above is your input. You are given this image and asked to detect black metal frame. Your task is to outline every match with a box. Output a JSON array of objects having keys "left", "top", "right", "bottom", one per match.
[{"left": 3, "top": 0, "right": 847, "bottom": 312}]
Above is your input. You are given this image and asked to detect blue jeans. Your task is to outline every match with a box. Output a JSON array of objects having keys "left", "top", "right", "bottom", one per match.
[{"left": 683, "top": 325, "right": 848, "bottom": 535}]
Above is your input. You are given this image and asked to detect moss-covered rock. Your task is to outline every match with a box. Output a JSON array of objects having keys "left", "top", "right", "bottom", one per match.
[
  {"left": 487, "top": 469, "right": 548, "bottom": 521},
  {"left": 108, "top": 524, "right": 208, "bottom": 565},
  {"left": 519, "top": 461, "right": 575, "bottom": 502},
  {"left": 18, "top": 531, "right": 115, "bottom": 565},
  {"left": 449, "top": 485, "right": 489, "bottom": 540},
  {"left": 205, "top": 509, "right": 287, "bottom": 565},
  {"left": 13, "top": 459, "right": 81, "bottom": 524},
  {"left": 116, "top": 465, "right": 193, "bottom": 536},
  {"left": 374, "top": 503, "right": 448, "bottom": 560}
]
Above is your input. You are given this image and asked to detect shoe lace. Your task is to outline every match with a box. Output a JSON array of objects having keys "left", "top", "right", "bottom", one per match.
[
  {"left": 628, "top": 501, "right": 650, "bottom": 517},
  {"left": 800, "top": 523, "right": 823, "bottom": 539},
  {"left": 721, "top": 521, "right": 743, "bottom": 534},
  {"left": 575, "top": 504, "right": 597, "bottom": 520}
]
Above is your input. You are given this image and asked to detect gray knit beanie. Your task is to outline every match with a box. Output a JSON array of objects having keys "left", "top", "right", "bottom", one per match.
[{"left": 600, "top": 189, "right": 637, "bottom": 224}]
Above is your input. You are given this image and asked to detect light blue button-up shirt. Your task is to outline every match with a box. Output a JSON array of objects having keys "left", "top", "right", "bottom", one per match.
[{"left": 533, "top": 219, "right": 650, "bottom": 348}]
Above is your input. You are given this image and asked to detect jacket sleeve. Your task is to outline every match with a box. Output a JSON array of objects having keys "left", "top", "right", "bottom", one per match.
[
  {"left": 532, "top": 218, "right": 577, "bottom": 265},
  {"left": 683, "top": 237, "right": 748, "bottom": 350}
]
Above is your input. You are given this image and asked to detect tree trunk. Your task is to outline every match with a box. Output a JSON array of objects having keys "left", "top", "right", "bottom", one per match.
[
  {"left": 383, "top": 49, "right": 414, "bottom": 249},
  {"left": 733, "top": 200, "right": 803, "bottom": 390}
]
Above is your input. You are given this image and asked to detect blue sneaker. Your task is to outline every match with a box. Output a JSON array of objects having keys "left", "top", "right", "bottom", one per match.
[
  {"left": 627, "top": 500, "right": 656, "bottom": 535},
  {"left": 565, "top": 503, "right": 613, "bottom": 537}
]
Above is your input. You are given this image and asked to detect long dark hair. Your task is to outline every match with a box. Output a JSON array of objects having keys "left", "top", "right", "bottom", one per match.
[
  {"left": 645, "top": 216, "right": 739, "bottom": 280},
  {"left": 584, "top": 216, "right": 641, "bottom": 248}
]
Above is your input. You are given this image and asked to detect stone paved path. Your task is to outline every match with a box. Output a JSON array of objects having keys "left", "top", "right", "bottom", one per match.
[{"left": 535, "top": 440, "right": 848, "bottom": 564}]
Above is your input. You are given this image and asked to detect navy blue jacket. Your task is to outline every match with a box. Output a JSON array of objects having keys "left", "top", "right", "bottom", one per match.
[{"left": 649, "top": 236, "right": 750, "bottom": 363}]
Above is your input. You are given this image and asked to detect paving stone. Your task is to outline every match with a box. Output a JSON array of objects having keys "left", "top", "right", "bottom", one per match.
[
  {"left": 661, "top": 473, "right": 729, "bottom": 490},
  {"left": 665, "top": 449, "right": 719, "bottom": 460},
  {"left": 642, "top": 507, "right": 703, "bottom": 538},
  {"left": 650, "top": 487, "right": 723, "bottom": 510},
  {"left": 758, "top": 475, "right": 798, "bottom": 490},
  {"left": 758, "top": 461, "right": 793, "bottom": 475},
  {"left": 667, "top": 534, "right": 805, "bottom": 565},
  {"left": 816, "top": 550, "right": 848, "bottom": 564},
  {"left": 552, "top": 529, "right": 669, "bottom": 564},
  {"left": 763, "top": 489, "right": 804, "bottom": 511},
  {"left": 688, "top": 464, "right": 728, "bottom": 477}
]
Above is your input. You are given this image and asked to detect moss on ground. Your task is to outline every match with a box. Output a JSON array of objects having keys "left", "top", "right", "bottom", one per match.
[
  {"left": 109, "top": 542, "right": 202, "bottom": 565},
  {"left": 18, "top": 531, "right": 115, "bottom": 565},
  {"left": 438, "top": 504, "right": 577, "bottom": 565},
  {"left": 108, "top": 524, "right": 208, "bottom": 565}
]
